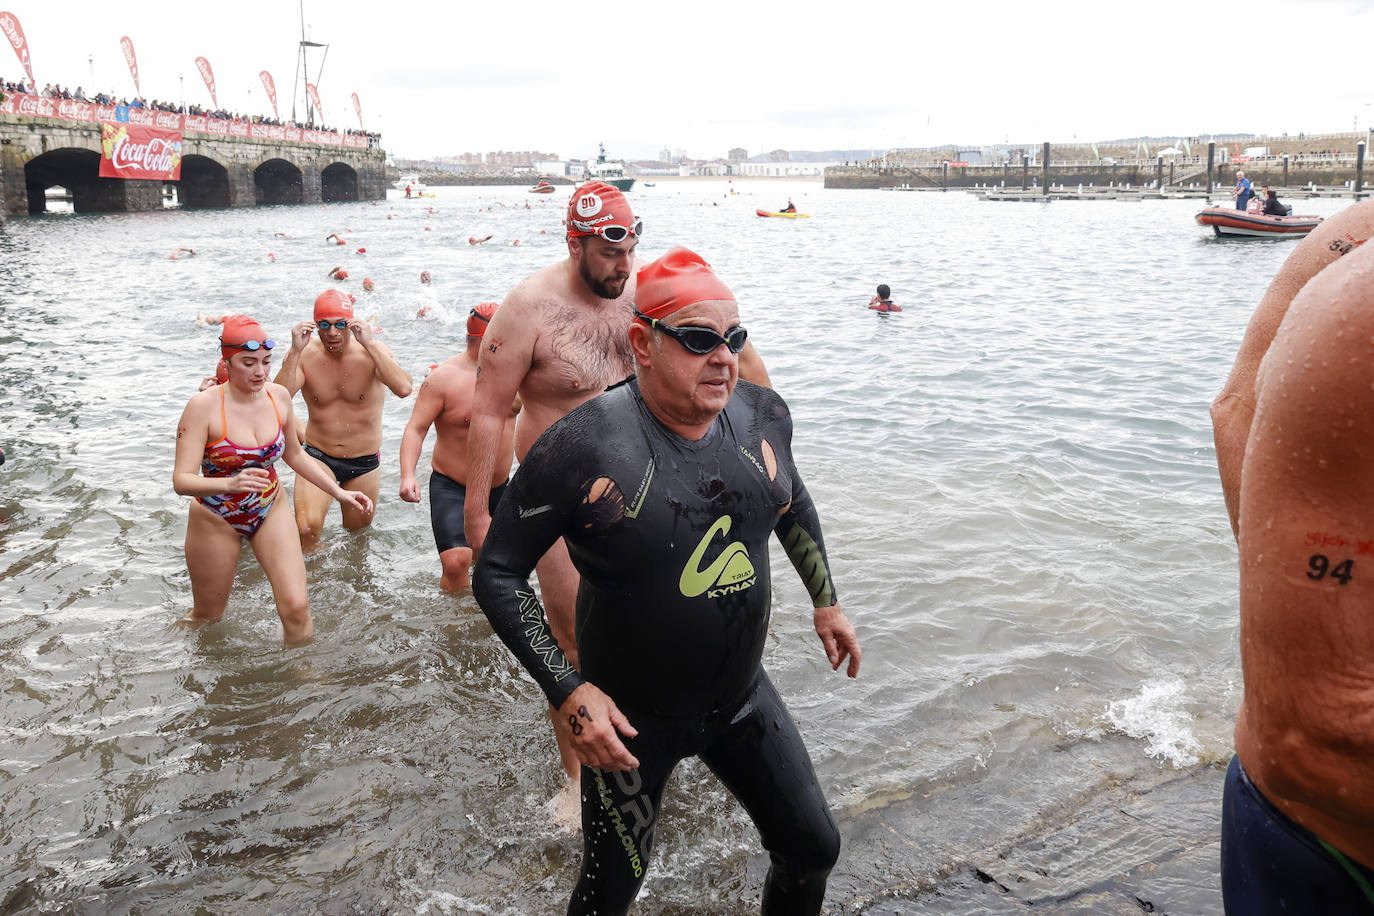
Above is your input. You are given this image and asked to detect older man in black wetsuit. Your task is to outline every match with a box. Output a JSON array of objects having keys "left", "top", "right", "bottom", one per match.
[{"left": 472, "top": 247, "right": 861, "bottom": 915}]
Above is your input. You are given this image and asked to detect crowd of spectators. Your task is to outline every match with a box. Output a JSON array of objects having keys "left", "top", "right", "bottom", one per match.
[{"left": 1, "top": 75, "right": 381, "bottom": 146}]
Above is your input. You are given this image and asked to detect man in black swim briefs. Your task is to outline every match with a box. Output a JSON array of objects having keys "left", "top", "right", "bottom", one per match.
[
  {"left": 275, "top": 289, "right": 413, "bottom": 544},
  {"left": 472, "top": 247, "right": 860, "bottom": 915},
  {"left": 399, "top": 303, "right": 520, "bottom": 590}
]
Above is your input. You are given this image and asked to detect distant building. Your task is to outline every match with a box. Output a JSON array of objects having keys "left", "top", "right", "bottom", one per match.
[
  {"left": 534, "top": 159, "right": 567, "bottom": 176},
  {"left": 660, "top": 147, "right": 673, "bottom": 164},
  {"left": 728, "top": 147, "right": 748, "bottom": 163}
]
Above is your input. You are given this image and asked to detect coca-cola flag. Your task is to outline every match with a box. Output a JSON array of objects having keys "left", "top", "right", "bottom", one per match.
[
  {"left": 306, "top": 82, "right": 322, "bottom": 120},
  {"left": 119, "top": 36, "right": 140, "bottom": 94},
  {"left": 99, "top": 121, "right": 182, "bottom": 180},
  {"left": 194, "top": 55, "right": 217, "bottom": 109},
  {"left": 351, "top": 92, "right": 362, "bottom": 128},
  {"left": 0, "top": 10, "right": 34, "bottom": 88},
  {"left": 259, "top": 70, "right": 278, "bottom": 119}
]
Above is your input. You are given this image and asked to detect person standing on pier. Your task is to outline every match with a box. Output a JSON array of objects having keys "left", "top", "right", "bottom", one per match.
[{"left": 1211, "top": 198, "right": 1374, "bottom": 911}]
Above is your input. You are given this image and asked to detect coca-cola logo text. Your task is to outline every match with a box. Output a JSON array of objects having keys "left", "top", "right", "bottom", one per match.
[
  {"left": 18, "top": 96, "right": 54, "bottom": 116},
  {"left": 155, "top": 112, "right": 181, "bottom": 128},
  {"left": 110, "top": 134, "right": 179, "bottom": 174}
]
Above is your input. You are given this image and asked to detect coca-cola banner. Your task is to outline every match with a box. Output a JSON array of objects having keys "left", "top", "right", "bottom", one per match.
[
  {"left": 259, "top": 70, "right": 278, "bottom": 120},
  {"left": 119, "top": 36, "right": 140, "bottom": 94},
  {"left": 306, "top": 82, "right": 322, "bottom": 119},
  {"left": 351, "top": 92, "right": 362, "bottom": 128},
  {"left": 99, "top": 121, "right": 182, "bottom": 180},
  {"left": 194, "top": 55, "right": 217, "bottom": 109},
  {"left": 0, "top": 10, "right": 34, "bottom": 88},
  {"left": 0, "top": 92, "right": 364, "bottom": 149}
]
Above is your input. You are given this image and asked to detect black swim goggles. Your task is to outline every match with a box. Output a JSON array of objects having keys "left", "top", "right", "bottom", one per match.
[
  {"left": 634, "top": 309, "right": 748, "bottom": 354},
  {"left": 316, "top": 319, "right": 350, "bottom": 330},
  {"left": 222, "top": 338, "right": 276, "bottom": 351}
]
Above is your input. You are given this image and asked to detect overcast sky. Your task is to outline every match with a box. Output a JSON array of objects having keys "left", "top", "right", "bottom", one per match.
[{"left": 8, "top": 1, "right": 1373, "bottom": 161}]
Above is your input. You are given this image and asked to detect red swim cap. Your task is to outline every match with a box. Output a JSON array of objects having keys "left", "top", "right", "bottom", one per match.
[
  {"left": 635, "top": 247, "right": 735, "bottom": 320},
  {"left": 362, "top": 277, "right": 375, "bottom": 291},
  {"left": 467, "top": 302, "right": 498, "bottom": 337},
  {"left": 567, "top": 181, "right": 636, "bottom": 238},
  {"left": 220, "top": 314, "right": 270, "bottom": 360},
  {"left": 314, "top": 288, "right": 355, "bottom": 321}
]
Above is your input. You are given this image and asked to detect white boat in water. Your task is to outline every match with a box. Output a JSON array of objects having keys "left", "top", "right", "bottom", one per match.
[{"left": 586, "top": 143, "right": 634, "bottom": 192}]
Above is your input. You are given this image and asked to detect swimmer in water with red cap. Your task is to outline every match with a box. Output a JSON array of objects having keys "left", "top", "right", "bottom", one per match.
[
  {"left": 399, "top": 302, "right": 520, "bottom": 591},
  {"left": 274, "top": 289, "right": 413, "bottom": 546},
  {"left": 464, "top": 181, "right": 772, "bottom": 793},
  {"left": 173, "top": 315, "right": 373, "bottom": 645},
  {"left": 472, "top": 246, "right": 858, "bottom": 911}
]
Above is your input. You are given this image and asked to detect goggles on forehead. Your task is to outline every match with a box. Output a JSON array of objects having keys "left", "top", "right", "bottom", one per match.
[
  {"left": 468, "top": 308, "right": 491, "bottom": 325},
  {"left": 316, "top": 318, "right": 349, "bottom": 330},
  {"left": 634, "top": 309, "right": 748, "bottom": 355},
  {"left": 573, "top": 218, "right": 643, "bottom": 243},
  {"left": 222, "top": 338, "right": 276, "bottom": 352}
]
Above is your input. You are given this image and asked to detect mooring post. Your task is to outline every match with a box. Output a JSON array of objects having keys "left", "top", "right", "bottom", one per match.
[
  {"left": 1156, "top": 156, "right": 1163, "bottom": 189},
  {"left": 1022, "top": 155, "right": 1029, "bottom": 191},
  {"left": 1042, "top": 142, "right": 1050, "bottom": 197},
  {"left": 1356, "top": 141, "right": 1366, "bottom": 198},
  {"left": 1169, "top": 159, "right": 1175, "bottom": 188},
  {"left": 1282, "top": 153, "right": 1289, "bottom": 189},
  {"left": 942, "top": 160, "right": 948, "bottom": 192},
  {"left": 1206, "top": 142, "right": 1216, "bottom": 196}
]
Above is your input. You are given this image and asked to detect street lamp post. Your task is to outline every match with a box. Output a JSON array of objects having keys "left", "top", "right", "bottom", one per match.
[
  {"left": 87, "top": 55, "right": 93, "bottom": 91},
  {"left": 179, "top": 74, "right": 184, "bottom": 115}
]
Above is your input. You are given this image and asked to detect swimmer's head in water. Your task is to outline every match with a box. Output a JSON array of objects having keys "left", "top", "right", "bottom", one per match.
[
  {"left": 362, "top": 277, "right": 375, "bottom": 291},
  {"left": 567, "top": 181, "right": 639, "bottom": 242},
  {"left": 467, "top": 302, "right": 498, "bottom": 339},
  {"left": 314, "top": 288, "right": 355, "bottom": 322},
  {"left": 634, "top": 246, "right": 735, "bottom": 321},
  {"left": 219, "top": 314, "right": 272, "bottom": 360},
  {"left": 876, "top": 284, "right": 890, "bottom": 300},
  {"left": 420, "top": 270, "right": 432, "bottom": 284}
]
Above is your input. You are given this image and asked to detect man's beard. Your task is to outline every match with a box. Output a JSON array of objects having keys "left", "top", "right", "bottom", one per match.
[{"left": 578, "top": 257, "right": 628, "bottom": 300}]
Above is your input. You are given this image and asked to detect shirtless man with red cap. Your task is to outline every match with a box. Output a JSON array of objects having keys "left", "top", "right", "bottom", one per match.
[
  {"left": 463, "top": 181, "right": 771, "bottom": 786},
  {"left": 399, "top": 303, "right": 519, "bottom": 591},
  {"left": 274, "top": 288, "right": 413, "bottom": 545},
  {"left": 1211, "top": 198, "right": 1374, "bottom": 911}
]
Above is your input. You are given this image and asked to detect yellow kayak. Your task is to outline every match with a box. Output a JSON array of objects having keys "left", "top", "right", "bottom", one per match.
[{"left": 756, "top": 209, "right": 811, "bottom": 219}]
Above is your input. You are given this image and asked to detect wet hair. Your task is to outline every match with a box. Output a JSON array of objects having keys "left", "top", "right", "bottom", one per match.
[{"left": 876, "top": 284, "right": 890, "bottom": 299}]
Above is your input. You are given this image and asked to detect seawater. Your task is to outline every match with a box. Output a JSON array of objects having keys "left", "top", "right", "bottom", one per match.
[{"left": 0, "top": 182, "right": 1342, "bottom": 912}]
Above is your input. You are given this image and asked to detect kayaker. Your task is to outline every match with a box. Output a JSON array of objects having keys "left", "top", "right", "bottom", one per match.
[{"left": 780, "top": 197, "right": 797, "bottom": 213}]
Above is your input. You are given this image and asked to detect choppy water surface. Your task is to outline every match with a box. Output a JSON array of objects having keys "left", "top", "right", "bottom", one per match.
[{"left": 0, "top": 182, "right": 1345, "bottom": 912}]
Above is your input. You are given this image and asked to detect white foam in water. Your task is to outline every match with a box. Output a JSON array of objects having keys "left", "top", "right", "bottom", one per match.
[{"left": 1103, "top": 676, "right": 1202, "bottom": 767}]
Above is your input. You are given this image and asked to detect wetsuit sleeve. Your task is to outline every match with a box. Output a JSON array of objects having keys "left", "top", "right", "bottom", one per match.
[
  {"left": 471, "top": 435, "right": 587, "bottom": 709},
  {"left": 767, "top": 396, "right": 839, "bottom": 608}
]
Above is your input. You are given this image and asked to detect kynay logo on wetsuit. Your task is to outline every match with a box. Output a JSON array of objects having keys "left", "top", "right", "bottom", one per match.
[{"left": 679, "top": 515, "right": 756, "bottom": 599}]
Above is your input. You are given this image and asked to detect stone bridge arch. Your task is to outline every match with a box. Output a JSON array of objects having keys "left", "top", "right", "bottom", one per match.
[
  {"left": 321, "top": 162, "right": 359, "bottom": 202},
  {"left": 179, "top": 155, "right": 231, "bottom": 208},
  {"left": 254, "top": 157, "right": 304, "bottom": 205}
]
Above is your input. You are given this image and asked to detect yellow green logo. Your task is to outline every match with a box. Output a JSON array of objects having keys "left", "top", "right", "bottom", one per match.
[{"left": 679, "top": 516, "right": 756, "bottom": 599}]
